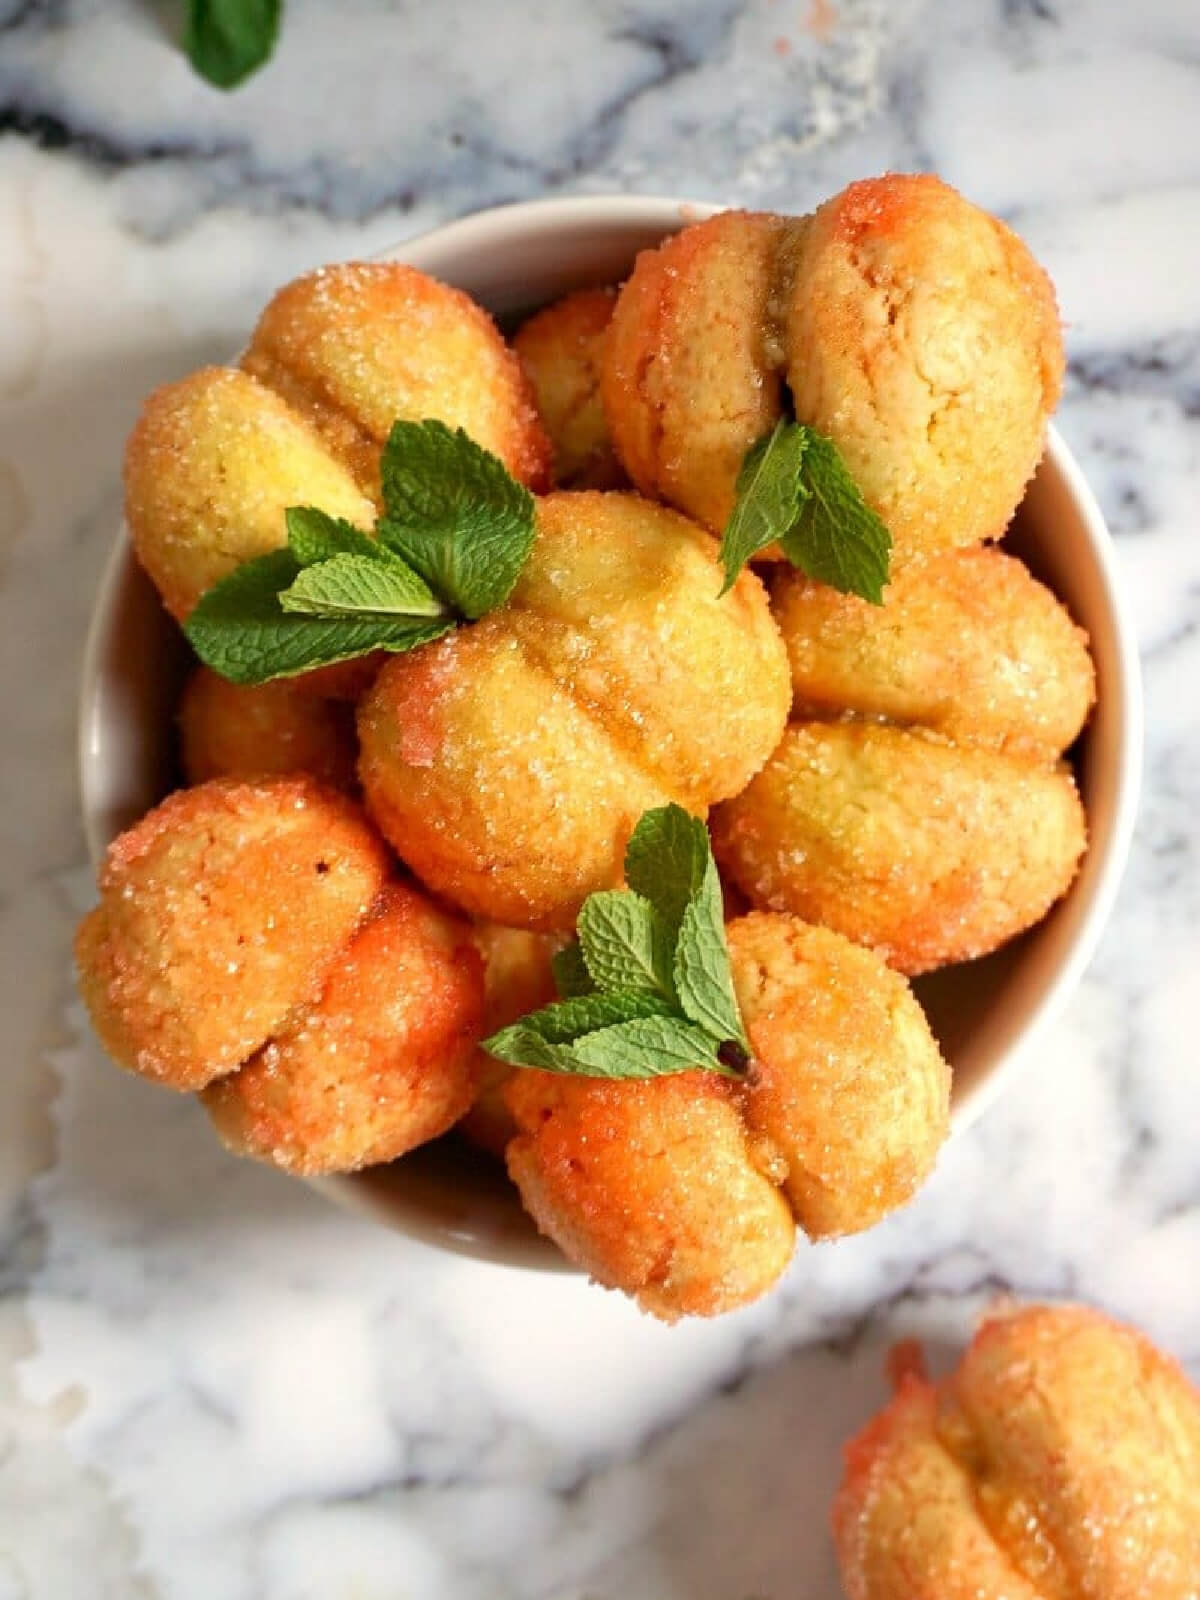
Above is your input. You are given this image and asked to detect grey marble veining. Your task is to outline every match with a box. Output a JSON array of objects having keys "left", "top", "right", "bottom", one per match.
[{"left": 1, "top": 1, "right": 1199, "bottom": 1595}]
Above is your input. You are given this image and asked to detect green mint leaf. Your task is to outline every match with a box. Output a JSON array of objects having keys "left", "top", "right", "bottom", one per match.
[
  {"left": 623, "top": 805, "right": 712, "bottom": 942},
  {"left": 577, "top": 891, "right": 675, "bottom": 1001},
  {"left": 483, "top": 991, "right": 671, "bottom": 1069},
  {"left": 720, "top": 422, "right": 892, "bottom": 603},
  {"left": 485, "top": 803, "right": 753, "bottom": 1081},
  {"left": 184, "top": 551, "right": 452, "bottom": 686},
  {"left": 571, "top": 1016, "right": 731, "bottom": 1079},
  {"left": 479, "top": 1026, "right": 583, "bottom": 1074},
  {"left": 279, "top": 553, "right": 447, "bottom": 619},
  {"left": 378, "top": 420, "right": 534, "bottom": 619},
  {"left": 782, "top": 430, "right": 892, "bottom": 604},
  {"left": 673, "top": 857, "right": 749, "bottom": 1050},
  {"left": 189, "top": 412, "right": 536, "bottom": 689},
  {"left": 551, "top": 942, "right": 596, "bottom": 999},
  {"left": 718, "top": 420, "right": 810, "bottom": 593},
  {"left": 285, "top": 506, "right": 384, "bottom": 567},
  {"left": 184, "top": 0, "right": 281, "bottom": 89},
  {"left": 496, "top": 991, "right": 671, "bottom": 1048}
]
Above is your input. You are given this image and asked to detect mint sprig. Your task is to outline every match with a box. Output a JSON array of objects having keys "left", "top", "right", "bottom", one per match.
[
  {"left": 484, "top": 805, "right": 752, "bottom": 1081},
  {"left": 719, "top": 420, "right": 892, "bottom": 603},
  {"left": 379, "top": 419, "right": 535, "bottom": 618},
  {"left": 184, "top": 421, "right": 534, "bottom": 686},
  {"left": 279, "top": 554, "right": 446, "bottom": 619},
  {"left": 184, "top": 546, "right": 452, "bottom": 686},
  {"left": 719, "top": 422, "right": 808, "bottom": 594},
  {"left": 185, "top": 0, "right": 281, "bottom": 90}
]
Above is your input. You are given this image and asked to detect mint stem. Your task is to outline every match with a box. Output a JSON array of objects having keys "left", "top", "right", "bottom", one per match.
[{"left": 717, "top": 1040, "right": 751, "bottom": 1076}]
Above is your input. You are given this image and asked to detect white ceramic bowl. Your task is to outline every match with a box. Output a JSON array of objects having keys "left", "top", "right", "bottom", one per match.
[{"left": 79, "top": 196, "right": 1142, "bottom": 1268}]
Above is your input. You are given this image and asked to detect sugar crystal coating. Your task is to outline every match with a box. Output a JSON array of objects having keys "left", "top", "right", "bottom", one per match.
[
  {"left": 503, "top": 911, "right": 949, "bottom": 1320},
  {"left": 834, "top": 1303, "right": 1200, "bottom": 1597},
  {"left": 514, "top": 286, "right": 625, "bottom": 489},
  {"left": 179, "top": 667, "right": 360, "bottom": 791},
  {"left": 713, "top": 722, "right": 1086, "bottom": 975},
  {"left": 242, "top": 260, "right": 551, "bottom": 499},
  {"left": 358, "top": 491, "right": 790, "bottom": 930},
  {"left": 772, "top": 546, "right": 1095, "bottom": 759},
  {"left": 604, "top": 176, "right": 1063, "bottom": 565},
  {"left": 204, "top": 881, "right": 485, "bottom": 1174},
  {"left": 74, "top": 777, "right": 390, "bottom": 1090}
]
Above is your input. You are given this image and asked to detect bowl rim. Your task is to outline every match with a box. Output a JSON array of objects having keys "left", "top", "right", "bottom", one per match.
[
  {"left": 77, "top": 191, "right": 1144, "bottom": 1259},
  {"left": 946, "top": 424, "right": 1143, "bottom": 1132}
]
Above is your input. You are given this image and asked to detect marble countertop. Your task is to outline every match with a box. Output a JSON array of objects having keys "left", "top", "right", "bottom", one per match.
[{"left": 2, "top": 2, "right": 1199, "bottom": 1595}]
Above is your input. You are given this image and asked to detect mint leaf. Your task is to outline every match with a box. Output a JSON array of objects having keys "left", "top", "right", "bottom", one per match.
[
  {"left": 184, "top": 551, "right": 452, "bottom": 686},
  {"left": 571, "top": 1016, "right": 730, "bottom": 1079},
  {"left": 484, "top": 991, "right": 672, "bottom": 1070},
  {"left": 186, "top": 414, "right": 539, "bottom": 686},
  {"left": 490, "top": 991, "right": 670, "bottom": 1049},
  {"left": 719, "top": 420, "right": 810, "bottom": 593},
  {"left": 720, "top": 422, "right": 892, "bottom": 602},
  {"left": 480, "top": 1027, "right": 583, "bottom": 1074},
  {"left": 279, "top": 553, "right": 447, "bottom": 619},
  {"left": 551, "top": 942, "right": 595, "bottom": 999},
  {"left": 285, "top": 506, "right": 383, "bottom": 567},
  {"left": 379, "top": 420, "right": 534, "bottom": 618},
  {"left": 623, "top": 805, "right": 711, "bottom": 941},
  {"left": 674, "top": 858, "right": 749, "bottom": 1050},
  {"left": 784, "top": 430, "right": 891, "bottom": 604},
  {"left": 577, "top": 891, "right": 675, "bottom": 1001},
  {"left": 185, "top": 0, "right": 281, "bottom": 89},
  {"left": 483, "top": 802, "right": 755, "bottom": 1082}
]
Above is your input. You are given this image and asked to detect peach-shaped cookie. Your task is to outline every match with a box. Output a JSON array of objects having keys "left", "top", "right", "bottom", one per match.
[
  {"left": 243, "top": 260, "right": 550, "bottom": 499},
  {"left": 506, "top": 1067, "right": 796, "bottom": 1323},
  {"left": 772, "top": 547, "right": 1095, "bottom": 760},
  {"left": 358, "top": 492, "right": 790, "bottom": 930},
  {"left": 604, "top": 177, "right": 1062, "bottom": 564},
  {"left": 834, "top": 1303, "right": 1200, "bottom": 1599},
  {"left": 503, "top": 912, "right": 949, "bottom": 1319},
  {"left": 124, "top": 366, "right": 376, "bottom": 624},
  {"left": 603, "top": 209, "right": 785, "bottom": 533},
  {"left": 204, "top": 882, "right": 485, "bottom": 1175},
  {"left": 179, "top": 667, "right": 360, "bottom": 791},
  {"left": 124, "top": 262, "right": 550, "bottom": 625},
  {"left": 713, "top": 723, "right": 1086, "bottom": 975},
  {"left": 513, "top": 286, "right": 625, "bottom": 488},
  {"left": 74, "top": 777, "right": 390, "bottom": 1090}
]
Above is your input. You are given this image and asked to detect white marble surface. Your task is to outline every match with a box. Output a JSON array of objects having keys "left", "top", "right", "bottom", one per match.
[{"left": 2, "top": 1, "right": 1199, "bottom": 1595}]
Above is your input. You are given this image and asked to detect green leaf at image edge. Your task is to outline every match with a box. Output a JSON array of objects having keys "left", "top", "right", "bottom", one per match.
[{"left": 185, "top": 0, "right": 282, "bottom": 89}]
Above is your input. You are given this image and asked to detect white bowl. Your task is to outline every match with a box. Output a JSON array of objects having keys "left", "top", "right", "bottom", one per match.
[{"left": 79, "top": 196, "right": 1142, "bottom": 1267}]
